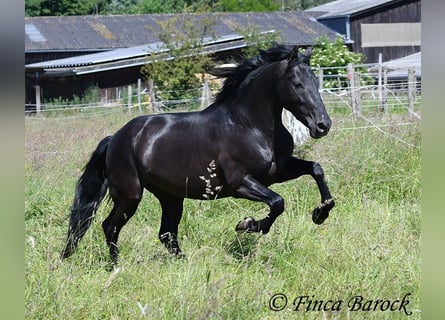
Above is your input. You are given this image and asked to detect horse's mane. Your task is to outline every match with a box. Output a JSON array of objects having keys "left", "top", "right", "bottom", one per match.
[{"left": 208, "top": 44, "right": 310, "bottom": 104}]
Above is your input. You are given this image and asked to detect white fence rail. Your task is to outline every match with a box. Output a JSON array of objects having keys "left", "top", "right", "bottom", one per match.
[{"left": 25, "top": 63, "right": 421, "bottom": 145}]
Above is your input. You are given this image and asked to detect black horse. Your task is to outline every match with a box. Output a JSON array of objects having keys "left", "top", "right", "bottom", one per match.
[{"left": 62, "top": 45, "right": 335, "bottom": 264}]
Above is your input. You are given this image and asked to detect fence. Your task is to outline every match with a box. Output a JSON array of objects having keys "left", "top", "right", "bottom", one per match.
[
  {"left": 25, "top": 63, "right": 421, "bottom": 145},
  {"left": 25, "top": 80, "right": 210, "bottom": 116},
  {"left": 317, "top": 62, "right": 420, "bottom": 119},
  {"left": 25, "top": 62, "right": 421, "bottom": 115}
]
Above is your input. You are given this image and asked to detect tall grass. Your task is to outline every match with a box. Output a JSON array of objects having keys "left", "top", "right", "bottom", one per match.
[{"left": 25, "top": 107, "right": 420, "bottom": 319}]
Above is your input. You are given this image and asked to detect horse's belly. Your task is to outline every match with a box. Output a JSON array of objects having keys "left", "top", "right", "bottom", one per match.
[
  {"left": 143, "top": 168, "right": 226, "bottom": 200},
  {"left": 139, "top": 139, "right": 226, "bottom": 199}
]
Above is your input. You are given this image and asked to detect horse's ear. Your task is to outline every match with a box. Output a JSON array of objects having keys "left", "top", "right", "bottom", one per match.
[
  {"left": 305, "top": 47, "right": 312, "bottom": 59},
  {"left": 288, "top": 46, "right": 299, "bottom": 61},
  {"left": 304, "top": 47, "right": 313, "bottom": 65}
]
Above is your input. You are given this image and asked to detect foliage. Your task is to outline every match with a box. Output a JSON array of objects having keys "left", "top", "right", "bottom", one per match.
[
  {"left": 279, "top": 0, "right": 332, "bottom": 10},
  {"left": 236, "top": 25, "right": 283, "bottom": 59},
  {"left": 135, "top": 0, "right": 187, "bottom": 14},
  {"left": 105, "top": 0, "right": 141, "bottom": 14},
  {"left": 42, "top": 85, "right": 101, "bottom": 107},
  {"left": 140, "top": 15, "right": 216, "bottom": 101},
  {"left": 311, "top": 35, "right": 372, "bottom": 88},
  {"left": 212, "top": 0, "right": 279, "bottom": 12},
  {"left": 25, "top": 0, "right": 109, "bottom": 16},
  {"left": 26, "top": 0, "right": 335, "bottom": 16},
  {"left": 25, "top": 0, "right": 44, "bottom": 16}
]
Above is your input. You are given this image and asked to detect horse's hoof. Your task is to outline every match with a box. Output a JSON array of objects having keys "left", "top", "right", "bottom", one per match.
[
  {"left": 312, "top": 198, "right": 335, "bottom": 224},
  {"left": 169, "top": 248, "right": 185, "bottom": 258},
  {"left": 235, "top": 217, "right": 258, "bottom": 232},
  {"left": 105, "top": 260, "right": 119, "bottom": 272}
]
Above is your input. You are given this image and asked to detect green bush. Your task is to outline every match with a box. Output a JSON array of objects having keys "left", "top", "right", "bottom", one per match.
[{"left": 311, "top": 35, "right": 372, "bottom": 88}]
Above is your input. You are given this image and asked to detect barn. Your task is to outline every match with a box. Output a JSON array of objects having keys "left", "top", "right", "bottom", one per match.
[
  {"left": 305, "top": 0, "right": 421, "bottom": 63},
  {"left": 25, "top": 12, "right": 339, "bottom": 109}
]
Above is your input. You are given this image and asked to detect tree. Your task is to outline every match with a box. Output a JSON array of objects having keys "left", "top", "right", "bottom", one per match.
[
  {"left": 25, "top": 0, "right": 44, "bottom": 16},
  {"left": 105, "top": 0, "right": 140, "bottom": 14},
  {"left": 236, "top": 25, "right": 282, "bottom": 59},
  {"left": 212, "top": 0, "right": 279, "bottom": 12},
  {"left": 25, "top": 0, "right": 334, "bottom": 16},
  {"left": 28, "top": 0, "right": 109, "bottom": 16},
  {"left": 278, "top": 0, "right": 332, "bottom": 11},
  {"left": 136, "top": 0, "right": 187, "bottom": 14},
  {"left": 141, "top": 15, "right": 216, "bottom": 102}
]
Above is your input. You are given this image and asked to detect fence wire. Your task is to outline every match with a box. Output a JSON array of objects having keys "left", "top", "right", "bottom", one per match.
[
  {"left": 25, "top": 85, "right": 421, "bottom": 117},
  {"left": 25, "top": 65, "right": 421, "bottom": 152}
]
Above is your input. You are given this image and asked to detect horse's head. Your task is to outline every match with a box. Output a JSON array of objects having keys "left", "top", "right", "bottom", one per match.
[{"left": 277, "top": 47, "right": 331, "bottom": 139}]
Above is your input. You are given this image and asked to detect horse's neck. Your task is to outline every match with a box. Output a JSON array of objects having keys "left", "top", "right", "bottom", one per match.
[{"left": 229, "top": 69, "right": 282, "bottom": 134}]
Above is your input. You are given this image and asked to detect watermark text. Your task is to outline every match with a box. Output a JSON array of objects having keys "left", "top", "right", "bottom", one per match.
[{"left": 268, "top": 293, "right": 413, "bottom": 316}]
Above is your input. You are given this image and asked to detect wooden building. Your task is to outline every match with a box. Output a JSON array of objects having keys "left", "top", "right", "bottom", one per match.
[
  {"left": 306, "top": 0, "right": 421, "bottom": 63},
  {"left": 25, "top": 12, "right": 339, "bottom": 109}
]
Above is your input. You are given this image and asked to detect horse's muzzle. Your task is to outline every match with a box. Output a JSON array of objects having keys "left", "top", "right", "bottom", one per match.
[{"left": 310, "top": 120, "right": 331, "bottom": 139}]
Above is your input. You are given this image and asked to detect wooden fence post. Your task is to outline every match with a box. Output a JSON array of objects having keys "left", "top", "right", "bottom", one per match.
[
  {"left": 127, "top": 85, "right": 132, "bottom": 111},
  {"left": 147, "top": 79, "right": 156, "bottom": 113},
  {"left": 347, "top": 63, "right": 361, "bottom": 120},
  {"left": 104, "top": 88, "right": 108, "bottom": 104},
  {"left": 383, "top": 69, "right": 388, "bottom": 113},
  {"left": 318, "top": 67, "right": 324, "bottom": 91},
  {"left": 337, "top": 77, "right": 342, "bottom": 90},
  {"left": 137, "top": 78, "right": 142, "bottom": 113},
  {"left": 347, "top": 64, "right": 354, "bottom": 119},
  {"left": 378, "top": 53, "right": 385, "bottom": 113},
  {"left": 200, "top": 78, "right": 212, "bottom": 109},
  {"left": 408, "top": 67, "right": 416, "bottom": 118},
  {"left": 353, "top": 72, "right": 362, "bottom": 118},
  {"left": 35, "top": 84, "right": 41, "bottom": 114}
]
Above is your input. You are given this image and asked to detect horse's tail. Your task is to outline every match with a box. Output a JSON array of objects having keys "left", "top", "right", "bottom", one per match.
[{"left": 61, "top": 135, "right": 113, "bottom": 259}]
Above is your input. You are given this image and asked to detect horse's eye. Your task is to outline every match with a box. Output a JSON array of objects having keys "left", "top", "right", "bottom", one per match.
[{"left": 294, "top": 82, "right": 303, "bottom": 89}]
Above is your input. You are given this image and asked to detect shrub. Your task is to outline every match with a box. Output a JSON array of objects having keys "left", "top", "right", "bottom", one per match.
[{"left": 311, "top": 35, "right": 372, "bottom": 88}]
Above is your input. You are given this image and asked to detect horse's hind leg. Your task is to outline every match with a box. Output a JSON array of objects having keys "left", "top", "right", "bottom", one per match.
[
  {"left": 102, "top": 184, "right": 142, "bottom": 265},
  {"left": 152, "top": 191, "right": 184, "bottom": 255}
]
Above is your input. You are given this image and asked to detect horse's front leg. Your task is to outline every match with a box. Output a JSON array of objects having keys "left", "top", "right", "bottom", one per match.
[
  {"left": 275, "top": 157, "right": 335, "bottom": 224},
  {"left": 234, "top": 174, "right": 284, "bottom": 234}
]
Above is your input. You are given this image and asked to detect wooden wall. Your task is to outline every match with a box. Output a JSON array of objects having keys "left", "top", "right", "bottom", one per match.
[{"left": 350, "top": 0, "right": 421, "bottom": 63}]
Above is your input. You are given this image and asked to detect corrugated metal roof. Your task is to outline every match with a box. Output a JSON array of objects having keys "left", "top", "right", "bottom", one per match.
[
  {"left": 26, "top": 42, "right": 166, "bottom": 69},
  {"left": 25, "top": 34, "right": 248, "bottom": 75},
  {"left": 382, "top": 51, "right": 421, "bottom": 77},
  {"left": 306, "top": 0, "right": 397, "bottom": 18},
  {"left": 25, "top": 12, "right": 338, "bottom": 52},
  {"left": 369, "top": 52, "right": 421, "bottom": 78}
]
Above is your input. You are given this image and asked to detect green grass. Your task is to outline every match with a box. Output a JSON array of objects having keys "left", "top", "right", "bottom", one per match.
[{"left": 25, "top": 107, "right": 420, "bottom": 319}]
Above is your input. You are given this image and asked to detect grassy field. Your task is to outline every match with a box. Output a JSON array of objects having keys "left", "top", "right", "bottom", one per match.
[{"left": 25, "top": 105, "right": 420, "bottom": 319}]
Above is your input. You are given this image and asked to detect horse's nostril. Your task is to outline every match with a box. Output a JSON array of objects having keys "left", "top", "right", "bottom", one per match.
[{"left": 317, "top": 122, "right": 328, "bottom": 133}]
